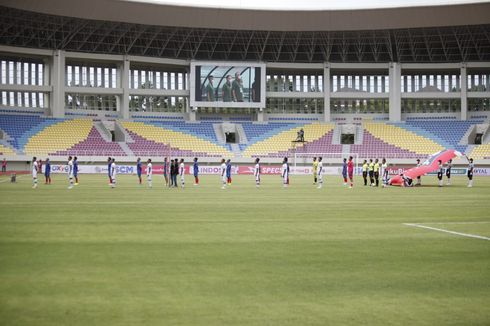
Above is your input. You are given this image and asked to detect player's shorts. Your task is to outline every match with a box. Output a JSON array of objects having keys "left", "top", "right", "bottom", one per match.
[
  {"left": 437, "top": 172, "right": 443, "bottom": 180},
  {"left": 446, "top": 171, "right": 451, "bottom": 177},
  {"left": 348, "top": 173, "right": 354, "bottom": 180},
  {"left": 137, "top": 171, "right": 142, "bottom": 177},
  {"left": 45, "top": 172, "right": 50, "bottom": 177},
  {"left": 467, "top": 172, "right": 473, "bottom": 180},
  {"left": 32, "top": 172, "right": 37, "bottom": 178},
  {"left": 147, "top": 175, "right": 152, "bottom": 181},
  {"left": 255, "top": 175, "right": 260, "bottom": 182},
  {"left": 68, "top": 173, "right": 74, "bottom": 179}
]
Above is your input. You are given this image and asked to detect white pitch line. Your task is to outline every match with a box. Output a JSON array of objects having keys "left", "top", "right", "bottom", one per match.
[
  {"left": 421, "top": 221, "right": 490, "bottom": 225},
  {"left": 404, "top": 223, "right": 490, "bottom": 241}
]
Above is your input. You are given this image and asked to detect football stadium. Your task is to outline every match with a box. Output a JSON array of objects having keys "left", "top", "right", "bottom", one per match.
[{"left": 0, "top": 0, "right": 489, "bottom": 324}]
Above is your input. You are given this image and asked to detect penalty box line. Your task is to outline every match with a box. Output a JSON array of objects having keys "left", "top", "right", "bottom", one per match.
[{"left": 403, "top": 223, "right": 490, "bottom": 241}]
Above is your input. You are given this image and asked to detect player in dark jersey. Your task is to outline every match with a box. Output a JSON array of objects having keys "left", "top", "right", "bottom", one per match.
[
  {"left": 445, "top": 159, "right": 452, "bottom": 186},
  {"left": 467, "top": 158, "right": 474, "bottom": 188},
  {"left": 437, "top": 160, "right": 444, "bottom": 187}
]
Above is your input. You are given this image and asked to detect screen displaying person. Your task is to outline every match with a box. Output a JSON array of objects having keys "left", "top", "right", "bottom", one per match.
[
  {"left": 222, "top": 75, "right": 232, "bottom": 102},
  {"left": 205, "top": 75, "right": 215, "bottom": 101},
  {"left": 232, "top": 72, "right": 243, "bottom": 102}
]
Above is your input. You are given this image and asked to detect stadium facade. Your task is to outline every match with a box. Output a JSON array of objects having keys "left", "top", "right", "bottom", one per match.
[{"left": 0, "top": 1, "right": 490, "bottom": 167}]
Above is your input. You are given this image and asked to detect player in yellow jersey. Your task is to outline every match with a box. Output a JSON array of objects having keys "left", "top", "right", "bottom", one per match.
[
  {"left": 312, "top": 157, "right": 318, "bottom": 185},
  {"left": 362, "top": 160, "right": 368, "bottom": 186}
]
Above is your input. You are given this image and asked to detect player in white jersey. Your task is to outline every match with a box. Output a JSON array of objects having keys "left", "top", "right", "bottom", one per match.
[
  {"left": 316, "top": 157, "right": 323, "bottom": 189},
  {"left": 31, "top": 156, "right": 38, "bottom": 189},
  {"left": 254, "top": 158, "right": 261, "bottom": 188},
  {"left": 381, "top": 158, "right": 389, "bottom": 187},
  {"left": 220, "top": 158, "right": 227, "bottom": 189},
  {"left": 281, "top": 157, "right": 289, "bottom": 188},
  {"left": 179, "top": 159, "right": 185, "bottom": 189},
  {"left": 67, "top": 156, "right": 74, "bottom": 189},
  {"left": 147, "top": 158, "right": 153, "bottom": 188},
  {"left": 110, "top": 158, "right": 117, "bottom": 188}
]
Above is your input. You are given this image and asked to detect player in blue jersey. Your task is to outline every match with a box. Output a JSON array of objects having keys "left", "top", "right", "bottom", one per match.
[
  {"left": 342, "top": 157, "right": 348, "bottom": 186},
  {"left": 193, "top": 157, "right": 199, "bottom": 185},
  {"left": 226, "top": 159, "right": 232, "bottom": 185},
  {"left": 44, "top": 158, "right": 51, "bottom": 185},
  {"left": 136, "top": 158, "right": 142, "bottom": 184},
  {"left": 73, "top": 156, "right": 79, "bottom": 185},
  {"left": 107, "top": 157, "right": 112, "bottom": 185}
]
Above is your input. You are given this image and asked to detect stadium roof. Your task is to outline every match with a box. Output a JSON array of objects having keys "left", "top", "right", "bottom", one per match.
[
  {"left": 127, "top": 0, "right": 489, "bottom": 11},
  {"left": 1, "top": 1, "right": 490, "bottom": 63}
]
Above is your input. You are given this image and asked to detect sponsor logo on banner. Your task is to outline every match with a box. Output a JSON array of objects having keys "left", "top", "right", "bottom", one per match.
[{"left": 473, "top": 168, "right": 490, "bottom": 176}]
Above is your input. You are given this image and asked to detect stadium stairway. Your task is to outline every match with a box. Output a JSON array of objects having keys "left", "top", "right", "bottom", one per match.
[{"left": 242, "top": 123, "right": 335, "bottom": 157}]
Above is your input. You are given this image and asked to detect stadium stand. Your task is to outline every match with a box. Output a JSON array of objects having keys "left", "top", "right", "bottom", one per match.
[
  {"left": 24, "top": 119, "right": 93, "bottom": 155},
  {"left": 0, "top": 143, "right": 15, "bottom": 156},
  {"left": 120, "top": 121, "right": 233, "bottom": 157},
  {"left": 469, "top": 144, "right": 490, "bottom": 160},
  {"left": 0, "top": 113, "right": 489, "bottom": 159},
  {"left": 363, "top": 122, "right": 445, "bottom": 155}
]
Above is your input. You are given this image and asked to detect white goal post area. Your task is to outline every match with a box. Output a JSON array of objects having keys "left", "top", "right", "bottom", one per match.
[{"left": 293, "top": 153, "right": 360, "bottom": 175}]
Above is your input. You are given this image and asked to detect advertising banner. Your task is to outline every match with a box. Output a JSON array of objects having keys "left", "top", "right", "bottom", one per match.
[{"left": 42, "top": 164, "right": 490, "bottom": 176}]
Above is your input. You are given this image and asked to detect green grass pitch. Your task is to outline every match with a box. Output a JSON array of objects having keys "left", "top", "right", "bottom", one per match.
[{"left": 0, "top": 173, "right": 489, "bottom": 325}]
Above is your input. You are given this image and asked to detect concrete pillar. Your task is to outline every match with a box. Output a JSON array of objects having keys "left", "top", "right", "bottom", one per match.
[
  {"left": 460, "top": 64, "right": 468, "bottom": 120},
  {"left": 389, "top": 62, "right": 401, "bottom": 122},
  {"left": 257, "top": 109, "right": 265, "bottom": 122},
  {"left": 323, "top": 63, "right": 331, "bottom": 122},
  {"left": 50, "top": 50, "right": 65, "bottom": 118},
  {"left": 118, "top": 56, "right": 130, "bottom": 119}
]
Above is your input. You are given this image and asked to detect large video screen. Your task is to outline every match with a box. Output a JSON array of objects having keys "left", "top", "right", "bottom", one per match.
[{"left": 190, "top": 61, "right": 266, "bottom": 108}]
